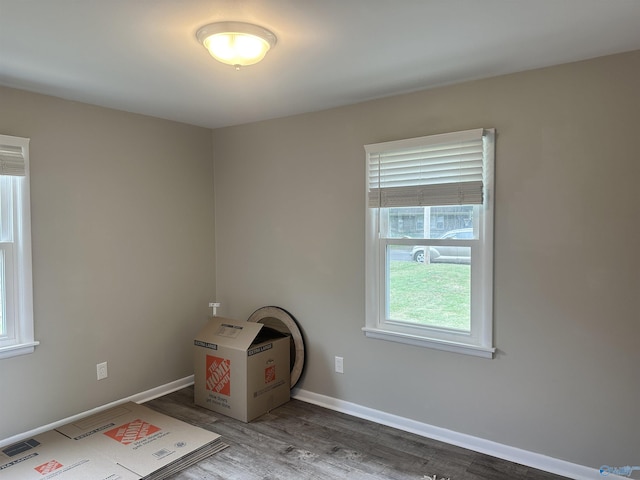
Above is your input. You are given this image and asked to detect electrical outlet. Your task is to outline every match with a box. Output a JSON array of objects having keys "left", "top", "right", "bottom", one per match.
[
  {"left": 335, "top": 356, "right": 344, "bottom": 374},
  {"left": 97, "top": 362, "right": 108, "bottom": 380}
]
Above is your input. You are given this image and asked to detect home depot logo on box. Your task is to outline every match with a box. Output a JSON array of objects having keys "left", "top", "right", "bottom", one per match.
[
  {"left": 265, "top": 364, "right": 276, "bottom": 383},
  {"left": 206, "top": 355, "right": 231, "bottom": 396},
  {"left": 104, "top": 419, "right": 161, "bottom": 445},
  {"left": 34, "top": 460, "right": 63, "bottom": 475}
]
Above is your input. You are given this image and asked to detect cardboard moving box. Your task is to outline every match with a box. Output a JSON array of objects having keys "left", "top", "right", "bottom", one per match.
[{"left": 194, "top": 316, "right": 290, "bottom": 422}]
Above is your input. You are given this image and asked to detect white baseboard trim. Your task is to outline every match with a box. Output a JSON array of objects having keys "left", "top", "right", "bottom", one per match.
[
  {"left": 291, "top": 387, "right": 607, "bottom": 480},
  {"left": 0, "top": 375, "right": 195, "bottom": 448}
]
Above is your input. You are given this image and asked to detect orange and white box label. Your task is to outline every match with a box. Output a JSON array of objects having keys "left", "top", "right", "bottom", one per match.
[
  {"left": 206, "top": 355, "right": 231, "bottom": 396},
  {"left": 34, "top": 460, "right": 63, "bottom": 475},
  {"left": 104, "top": 419, "right": 161, "bottom": 445},
  {"left": 264, "top": 365, "right": 276, "bottom": 383}
]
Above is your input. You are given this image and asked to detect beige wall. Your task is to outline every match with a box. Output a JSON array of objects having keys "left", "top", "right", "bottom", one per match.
[
  {"left": 212, "top": 50, "right": 640, "bottom": 468},
  {"left": 0, "top": 88, "right": 216, "bottom": 439},
  {"left": 1, "top": 50, "right": 638, "bottom": 470}
]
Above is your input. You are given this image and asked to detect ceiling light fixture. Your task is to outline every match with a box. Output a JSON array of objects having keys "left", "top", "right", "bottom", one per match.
[{"left": 196, "top": 21, "right": 277, "bottom": 69}]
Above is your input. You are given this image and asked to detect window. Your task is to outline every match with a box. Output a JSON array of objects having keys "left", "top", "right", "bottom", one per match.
[
  {"left": 364, "top": 128, "right": 495, "bottom": 358},
  {"left": 0, "top": 134, "right": 36, "bottom": 359}
]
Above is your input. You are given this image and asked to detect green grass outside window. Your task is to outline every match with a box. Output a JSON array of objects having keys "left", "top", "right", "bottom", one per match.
[{"left": 389, "top": 262, "right": 471, "bottom": 331}]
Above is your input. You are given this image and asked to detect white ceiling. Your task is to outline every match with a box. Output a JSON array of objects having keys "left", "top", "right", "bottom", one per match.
[{"left": 2, "top": 1, "right": 640, "bottom": 129}]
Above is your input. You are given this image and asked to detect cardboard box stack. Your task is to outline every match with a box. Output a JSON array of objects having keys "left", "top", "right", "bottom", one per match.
[{"left": 0, "top": 402, "right": 227, "bottom": 480}]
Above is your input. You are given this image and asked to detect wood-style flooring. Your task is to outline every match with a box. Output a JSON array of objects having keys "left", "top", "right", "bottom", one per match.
[{"left": 144, "top": 386, "right": 568, "bottom": 480}]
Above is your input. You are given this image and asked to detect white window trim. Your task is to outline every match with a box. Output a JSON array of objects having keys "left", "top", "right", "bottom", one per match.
[
  {"left": 0, "top": 134, "right": 37, "bottom": 360},
  {"left": 364, "top": 129, "right": 495, "bottom": 358}
]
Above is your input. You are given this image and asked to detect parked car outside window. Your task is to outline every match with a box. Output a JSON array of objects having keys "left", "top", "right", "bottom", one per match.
[{"left": 411, "top": 228, "right": 473, "bottom": 264}]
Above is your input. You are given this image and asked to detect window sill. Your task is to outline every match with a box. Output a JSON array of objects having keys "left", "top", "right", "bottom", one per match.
[
  {"left": 362, "top": 327, "right": 494, "bottom": 359},
  {"left": 0, "top": 340, "right": 40, "bottom": 360}
]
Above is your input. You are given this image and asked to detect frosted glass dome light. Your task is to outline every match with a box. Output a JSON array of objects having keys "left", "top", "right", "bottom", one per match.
[{"left": 196, "top": 21, "right": 277, "bottom": 69}]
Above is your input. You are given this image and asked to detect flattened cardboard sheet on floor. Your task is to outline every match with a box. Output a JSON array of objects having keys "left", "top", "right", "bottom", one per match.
[
  {"left": 55, "top": 401, "right": 223, "bottom": 478},
  {"left": 0, "top": 429, "right": 138, "bottom": 480}
]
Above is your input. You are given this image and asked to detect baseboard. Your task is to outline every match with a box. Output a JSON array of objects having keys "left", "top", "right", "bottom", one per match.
[
  {"left": 130, "top": 375, "right": 195, "bottom": 404},
  {"left": 0, "top": 375, "right": 195, "bottom": 448},
  {"left": 291, "top": 387, "right": 609, "bottom": 480}
]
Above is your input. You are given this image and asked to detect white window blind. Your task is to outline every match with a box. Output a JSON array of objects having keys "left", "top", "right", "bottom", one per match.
[
  {"left": 366, "top": 128, "right": 485, "bottom": 208},
  {"left": 0, "top": 143, "right": 27, "bottom": 177}
]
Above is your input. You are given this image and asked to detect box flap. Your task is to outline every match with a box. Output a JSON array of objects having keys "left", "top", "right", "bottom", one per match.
[
  {"left": 194, "top": 317, "right": 264, "bottom": 351},
  {"left": 251, "top": 326, "right": 288, "bottom": 346}
]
